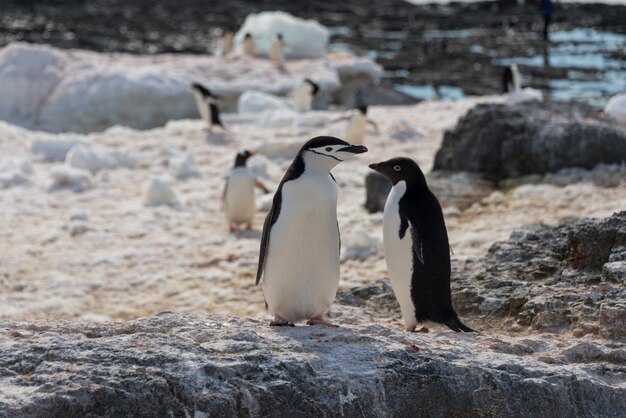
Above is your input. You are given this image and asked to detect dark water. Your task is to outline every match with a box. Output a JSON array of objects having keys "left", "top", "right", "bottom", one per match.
[{"left": 2, "top": 0, "right": 625, "bottom": 107}]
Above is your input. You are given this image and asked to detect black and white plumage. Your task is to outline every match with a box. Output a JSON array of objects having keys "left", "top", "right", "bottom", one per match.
[
  {"left": 369, "top": 157, "right": 474, "bottom": 333},
  {"left": 292, "top": 79, "right": 320, "bottom": 112},
  {"left": 191, "top": 82, "right": 225, "bottom": 131},
  {"left": 502, "top": 64, "right": 521, "bottom": 93},
  {"left": 256, "top": 136, "right": 368, "bottom": 326},
  {"left": 223, "top": 150, "right": 266, "bottom": 232}
]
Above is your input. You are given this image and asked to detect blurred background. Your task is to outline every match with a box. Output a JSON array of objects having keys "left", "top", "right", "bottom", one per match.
[{"left": 2, "top": 0, "right": 625, "bottom": 108}]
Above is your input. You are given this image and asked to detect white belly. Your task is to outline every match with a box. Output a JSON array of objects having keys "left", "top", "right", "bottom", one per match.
[
  {"left": 293, "top": 88, "right": 312, "bottom": 112},
  {"left": 263, "top": 173, "right": 340, "bottom": 322},
  {"left": 383, "top": 181, "right": 417, "bottom": 328},
  {"left": 269, "top": 41, "right": 283, "bottom": 63},
  {"left": 345, "top": 115, "right": 367, "bottom": 144},
  {"left": 243, "top": 39, "right": 255, "bottom": 56},
  {"left": 224, "top": 168, "right": 255, "bottom": 225},
  {"left": 193, "top": 92, "right": 210, "bottom": 124}
]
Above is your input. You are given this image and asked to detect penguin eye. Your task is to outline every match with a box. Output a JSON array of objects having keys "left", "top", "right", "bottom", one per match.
[
  {"left": 393, "top": 165, "right": 401, "bottom": 172},
  {"left": 325, "top": 147, "right": 332, "bottom": 152}
]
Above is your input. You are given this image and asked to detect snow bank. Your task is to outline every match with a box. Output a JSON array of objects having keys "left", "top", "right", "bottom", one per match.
[
  {"left": 48, "top": 165, "right": 94, "bottom": 192},
  {"left": 144, "top": 176, "right": 179, "bottom": 206},
  {"left": 65, "top": 144, "right": 137, "bottom": 174},
  {"left": 237, "top": 90, "right": 292, "bottom": 114},
  {"left": 604, "top": 93, "right": 626, "bottom": 124},
  {"left": 505, "top": 88, "right": 544, "bottom": 104},
  {"left": 0, "top": 42, "right": 380, "bottom": 133},
  {"left": 0, "top": 157, "right": 32, "bottom": 188},
  {"left": 32, "top": 137, "right": 89, "bottom": 161},
  {"left": 235, "top": 11, "right": 329, "bottom": 59}
]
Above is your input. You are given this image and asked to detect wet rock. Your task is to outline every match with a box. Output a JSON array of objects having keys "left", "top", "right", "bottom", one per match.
[
  {"left": 434, "top": 102, "right": 626, "bottom": 181},
  {"left": 363, "top": 171, "right": 392, "bottom": 213},
  {"left": 2, "top": 312, "right": 625, "bottom": 418}
]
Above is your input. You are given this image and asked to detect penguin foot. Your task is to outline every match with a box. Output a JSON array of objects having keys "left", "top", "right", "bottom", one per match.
[
  {"left": 406, "top": 326, "right": 429, "bottom": 333},
  {"left": 270, "top": 320, "right": 295, "bottom": 327},
  {"left": 306, "top": 318, "right": 338, "bottom": 327}
]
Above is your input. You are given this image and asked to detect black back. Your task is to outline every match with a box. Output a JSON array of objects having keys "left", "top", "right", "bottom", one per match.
[
  {"left": 255, "top": 136, "right": 346, "bottom": 285},
  {"left": 234, "top": 150, "right": 252, "bottom": 167},
  {"left": 192, "top": 82, "right": 212, "bottom": 98},
  {"left": 304, "top": 78, "right": 320, "bottom": 96},
  {"left": 502, "top": 67, "right": 513, "bottom": 93},
  {"left": 210, "top": 103, "right": 223, "bottom": 126}
]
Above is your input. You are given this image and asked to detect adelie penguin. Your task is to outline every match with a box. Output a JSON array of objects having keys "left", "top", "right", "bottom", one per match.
[
  {"left": 243, "top": 33, "right": 256, "bottom": 56},
  {"left": 269, "top": 33, "right": 284, "bottom": 66},
  {"left": 292, "top": 79, "right": 319, "bottom": 112},
  {"left": 223, "top": 150, "right": 269, "bottom": 232},
  {"left": 191, "top": 82, "right": 226, "bottom": 132},
  {"left": 256, "top": 136, "right": 368, "bottom": 327},
  {"left": 369, "top": 157, "right": 475, "bottom": 333}
]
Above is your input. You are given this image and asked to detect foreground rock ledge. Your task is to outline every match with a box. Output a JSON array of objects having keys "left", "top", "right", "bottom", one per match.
[{"left": 1, "top": 313, "right": 624, "bottom": 417}]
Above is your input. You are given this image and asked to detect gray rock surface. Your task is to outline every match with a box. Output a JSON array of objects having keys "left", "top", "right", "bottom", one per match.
[
  {"left": 433, "top": 102, "right": 626, "bottom": 181},
  {"left": 1, "top": 312, "right": 625, "bottom": 418}
]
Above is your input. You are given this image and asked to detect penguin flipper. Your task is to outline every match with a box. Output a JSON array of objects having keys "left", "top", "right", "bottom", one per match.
[
  {"left": 399, "top": 210, "right": 424, "bottom": 265},
  {"left": 256, "top": 190, "right": 281, "bottom": 286}
]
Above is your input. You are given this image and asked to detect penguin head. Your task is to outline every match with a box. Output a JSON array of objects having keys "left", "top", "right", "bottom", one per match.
[
  {"left": 276, "top": 33, "right": 283, "bottom": 41},
  {"left": 369, "top": 157, "right": 427, "bottom": 189},
  {"left": 356, "top": 104, "right": 368, "bottom": 115},
  {"left": 300, "top": 136, "right": 368, "bottom": 171},
  {"left": 303, "top": 79, "right": 320, "bottom": 96},
  {"left": 244, "top": 33, "right": 253, "bottom": 40},
  {"left": 234, "top": 150, "right": 253, "bottom": 167},
  {"left": 191, "top": 82, "right": 219, "bottom": 100}
]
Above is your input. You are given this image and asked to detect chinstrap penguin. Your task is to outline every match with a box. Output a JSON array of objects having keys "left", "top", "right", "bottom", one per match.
[
  {"left": 243, "top": 33, "right": 256, "bottom": 56},
  {"left": 223, "top": 150, "right": 269, "bottom": 232},
  {"left": 369, "top": 157, "right": 475, "bottom": 333},
  {"left": 191, "top": 82, "right": 226, "bottom": 132},
  {"left": 256, "top": 136, "right": 368, "bottom": 327},
  {"left": 292, "top": 79, "right": 320, "bottom": 112},
  {"left": 269, "top": 33, "right": 284, "bottom": 66}
]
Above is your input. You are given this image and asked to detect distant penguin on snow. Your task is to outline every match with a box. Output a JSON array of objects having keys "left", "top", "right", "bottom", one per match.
[
  {"left": 256, "top": 136, "right": 368, "bottom": 326},
  {"left": 502, "top": 63, "right": 521, "bottom": 93},
  {"left": 292, "top": 79, "right": 319, "bottom": 112},
  {"left": 330, "top": 104, "right": 380, "bottom": 145},
  {"left": 369, "top": 157, "right": 475, "bottom": 333},
  {"left": 269, "top": 33, "right": 284, "bottom": 66},
  {"left": 243, "top": 33, "right": 256, "bottom": 56},
  {"left": 191, "top": 82, "right": 226, "bottom": 132},
  {"left": 223, "top": 150, "right": 269, "bottom": 232}
]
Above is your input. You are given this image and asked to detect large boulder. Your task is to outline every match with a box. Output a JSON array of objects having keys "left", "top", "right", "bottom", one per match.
[
  {"left": 1, "top": 312, "right": 625, "bottom": 418},
  {"left": 434, "top": 102, "right": 626, "bottom": 181}
]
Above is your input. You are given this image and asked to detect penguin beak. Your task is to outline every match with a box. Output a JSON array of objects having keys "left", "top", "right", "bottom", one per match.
[
  {"left": 368, "top": 162, "right": 381, "bottom": 171},
  {"left": 339, "top": 145, "right": 368, "bottom": 154}
]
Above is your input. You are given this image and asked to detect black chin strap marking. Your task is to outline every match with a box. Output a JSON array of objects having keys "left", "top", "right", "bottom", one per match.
[{"left": 308, "top": 149, "right": 343, "bottom": 162}]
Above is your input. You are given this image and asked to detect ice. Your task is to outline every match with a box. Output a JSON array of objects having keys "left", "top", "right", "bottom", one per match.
[
  {"left": 505, "top": 88, "right": 544, "bottom": 104},
  {"left": 48, "top": 165, "right": 94, "bottom": 192},
  {"left": 31, "top": 137, "right": 89, "bottom": 161},
  {"left": 235, "top": 11, "right": 329, "bottom": 59},
  {"left": 604, "top": 93, "right": 626, "bottom": 124},
  {"left": 144, "top": 176, "right": 180, "bottom": 206},
  {"left": 65, "top": 144, "right": 137, "bottom": 174},
  {"left": 237, "top": 90, "right": 292, "bottom": 114},
  {"left": 0, "top": 157, "right": 32, "bottom": 188}
]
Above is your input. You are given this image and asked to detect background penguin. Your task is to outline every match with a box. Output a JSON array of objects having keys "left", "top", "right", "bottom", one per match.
[
  {"left": 190, "top": 82, "right": 226, "bottom": 132},
  {"left": 369, "top": 157, "right": 475, "bottom": 333},
  {"left": 256, "top": 136, "right": 368, "bottom": 326},
  {"left": 221, "top": 31, "right": 234, "bottom": 57},
  {"left": 269, "top": 33, "right": 284, "bottom": 66},
  {"left": 330, "top": 104, "right": 380, "bottom": 145},
  {"left": 243, "top": 33, "right": 256, "bottom": 56},
  {"left": 292, "top": 78, "right": 319, "bottom": 112},
  {"left": 223, "top": 150, "right": 269, "bottom": 232},
  {"left": 502, "top": 63, "right": 521, "bottom": 93}
]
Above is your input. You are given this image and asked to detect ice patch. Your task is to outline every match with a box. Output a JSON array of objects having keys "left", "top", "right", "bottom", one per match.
[
  {"left": 235, "top": 11, "right": 329, "bottom": 59},
  {"left": 32, "top": 137, "right": 89, "bottom": 161},
  {"left": 604, "top": 93, "right": 626, "bottom": 124},
  {"left": 505, "top": 88, "right": 544, "bottom": 104},
  {"left": 65, "top": 144, "right": 137, "bottom": 174},
  {"left": 48, "top": 165, "right": 94, "bottom": 192},
  {"left": 145, "top": 176, "right": 180, "bottom": 206}
]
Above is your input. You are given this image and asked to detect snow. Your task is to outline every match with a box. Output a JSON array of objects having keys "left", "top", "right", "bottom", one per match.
[
  {"left": 604, "top": 93, "right": 626, "bottom": 124},
  {"left": 48, "top": 165, "right": 94, "bottom": 192},
  {"left": 505, "top": 88, "right": 544, "bottom": 104},
  {"left": 65, "top": 144, "right": 137, "bottom": 174},
  {"left": 0, "top": 42, "right": 380, "bottom": 134},
  {"left": 235, "top": 11, "right": 329, "bottom": 59},
  {"left": 32, "top": 137, "right": 89, "bottom": 161},
  {"left": 237, "top": 90, "right": 292, "bottom": 114},
  {"left": 0, "top": 157, "right": 32, "bottom": 188},
  {"left": 172, "top": 152, "right": 200, "bottom": 179},
  {"left": 144, "top": 176, "right": 180, "bottom": 206}
]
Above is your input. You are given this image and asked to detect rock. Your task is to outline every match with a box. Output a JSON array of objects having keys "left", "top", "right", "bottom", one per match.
[
  {"left": 434, "top": 102, "right": 626, "bottom": 181},
  {"left": 363, "top": 171, "right": 392, "bottom": 213},
  {"left": 1, "top": 312, "right": 625, "bottom": 418}
]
